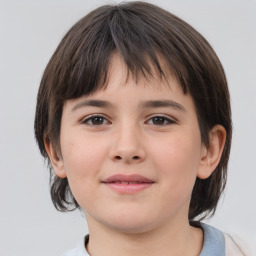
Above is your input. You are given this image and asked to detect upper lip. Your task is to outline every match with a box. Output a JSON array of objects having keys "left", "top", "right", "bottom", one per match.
[{"left": 102, "top": 174, "right": 155, "bottom": 183}]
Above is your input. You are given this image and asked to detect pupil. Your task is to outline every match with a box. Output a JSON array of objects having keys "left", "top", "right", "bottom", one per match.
[
  {"left": 153, "top": 117, "right": 165, "bottom": 125},
  {"left": 92, "top": 117, "right": 103, "bottom": 125}
]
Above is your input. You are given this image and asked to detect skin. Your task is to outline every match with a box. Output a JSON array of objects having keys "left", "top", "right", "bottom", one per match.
[{"left": 46, "top": 54, "right": 226, "bottom": 256}]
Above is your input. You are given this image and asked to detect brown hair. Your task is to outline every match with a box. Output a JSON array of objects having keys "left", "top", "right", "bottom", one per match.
[{"left": 34, "top": 1, "right": 232, "bottom": 222}]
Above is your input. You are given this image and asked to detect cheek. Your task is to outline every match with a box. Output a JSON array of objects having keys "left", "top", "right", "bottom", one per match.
[
  {"left": 62, "top": 133, "right": 106, "bottom": 173},
  {"left": 152, "top": 132, "right": 201, "bottom": 169},
  {"left": 149, "top": 132, "right": 201, "bottom": 196},
  {"left": 60, "top": 133, "right": 108, "bottom": 197}
]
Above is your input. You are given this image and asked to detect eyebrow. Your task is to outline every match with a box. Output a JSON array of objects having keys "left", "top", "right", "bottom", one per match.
[
  {"left": 140, "top": 100, "right": 186, "bottom": 112},
  {"left": 72, "top": 100, "right": 114, "bottom": 111},
  {"left": 72, "top": 99, "right": 186, "bottom": 112}
]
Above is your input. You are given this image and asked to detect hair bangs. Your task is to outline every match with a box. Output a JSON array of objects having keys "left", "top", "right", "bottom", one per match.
[{"left": 52, "top": 3, "right": 194, "bottom": 102}]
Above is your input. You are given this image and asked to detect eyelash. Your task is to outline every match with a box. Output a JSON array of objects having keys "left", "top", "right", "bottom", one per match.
[
  {"left": 81, "top": 115, "right": 176, "bottom": 126},
  {"left": 81, "top": 115, "right": 110, "bottom": 126},
  {"left": 146, "top": 115, "right": 176, "bottom": 126}
]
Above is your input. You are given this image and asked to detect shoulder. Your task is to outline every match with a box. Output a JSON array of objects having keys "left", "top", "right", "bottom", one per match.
[
  {"left": 62, "top": 235, "right": 89, "bottom": 256},
  {"left": 224, "top": 233, "right": 254, "bottom": 256},
  {"left": 200, "top": 223, "right": 253, "bottom": 256}
]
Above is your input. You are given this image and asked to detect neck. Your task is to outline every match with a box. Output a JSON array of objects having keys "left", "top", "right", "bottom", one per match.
[{"left": 85, "top": 215, "right": 203, "bottom": 256}]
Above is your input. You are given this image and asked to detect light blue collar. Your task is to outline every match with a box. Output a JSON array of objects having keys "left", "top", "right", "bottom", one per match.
[{"left": 199, "top": 223, "right": 225, "bottom": 256}]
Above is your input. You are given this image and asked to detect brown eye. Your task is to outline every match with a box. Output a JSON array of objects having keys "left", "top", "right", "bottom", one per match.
[
  {"left": 147, "top": 116, "right": 175, "bottom": 126},
  {"left": 82, "top": 115, "right": 109, "bottom": 126},
  {"left": 152, "top": 117, "right": 166, "bottom": 125},
  {"left": 90, "top": 116, "right": 104, "bottom": 125}
]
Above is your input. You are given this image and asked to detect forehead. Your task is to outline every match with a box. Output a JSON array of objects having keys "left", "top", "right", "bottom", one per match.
[{"left": 97, "top": 53, "right": 183, "bottom": 95}]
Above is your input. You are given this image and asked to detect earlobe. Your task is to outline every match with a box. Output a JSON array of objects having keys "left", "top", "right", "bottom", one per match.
[
  {"left": 197, "top": 125, "right": 226, "bottom": 179},
  {"left": 44, "top": 138, "right": 67, "bottom": 178}
]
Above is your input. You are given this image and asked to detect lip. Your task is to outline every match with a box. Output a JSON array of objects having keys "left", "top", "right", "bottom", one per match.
[{"left": 102, "top": 174, "right": 155, "bottom": 194}]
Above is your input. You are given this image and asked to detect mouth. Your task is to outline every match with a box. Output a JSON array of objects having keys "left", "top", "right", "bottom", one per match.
[{"left": 102, "top": 174, "right": 155, "bottom": 194}]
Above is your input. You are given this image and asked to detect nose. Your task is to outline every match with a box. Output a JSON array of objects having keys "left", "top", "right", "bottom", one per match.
[{"left": 109, "top": 124, "right": 146, "bottom": 164}]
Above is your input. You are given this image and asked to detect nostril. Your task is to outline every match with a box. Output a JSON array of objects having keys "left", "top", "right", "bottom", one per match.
[{"left": 114, "top": 155, "right": 140, "bottom": 160}]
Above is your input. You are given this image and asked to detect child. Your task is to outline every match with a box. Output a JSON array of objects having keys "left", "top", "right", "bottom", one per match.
[{"left": 34, "top": 1, "right": 249, "bottom": 255}]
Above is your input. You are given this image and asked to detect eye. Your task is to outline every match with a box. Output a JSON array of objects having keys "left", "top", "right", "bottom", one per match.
[
  {"left": 82, "top": 115, "right": 110, "bottom": 126},
  {"left": 146, "top": 116, "right": 175, "bottom": 126}
]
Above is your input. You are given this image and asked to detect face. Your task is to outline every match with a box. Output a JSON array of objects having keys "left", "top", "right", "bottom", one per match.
[{"left": 54, "top": 55, "right": 209, "bottom": 234}]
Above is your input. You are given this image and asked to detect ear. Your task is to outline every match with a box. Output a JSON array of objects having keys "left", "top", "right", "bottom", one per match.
[
  {"left": 197, "top": 125, "right": 226, "bottom": 179},
  {"left": 44, "top": 138, "right": 67, "bottom": 178}
]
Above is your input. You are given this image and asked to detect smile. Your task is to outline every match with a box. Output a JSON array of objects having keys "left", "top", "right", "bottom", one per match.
[{"left": 102, "top": 174, "right": 155, "bottom": 194}]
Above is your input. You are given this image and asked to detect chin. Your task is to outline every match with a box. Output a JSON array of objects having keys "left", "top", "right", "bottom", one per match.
[
  {"left": 109, "top": 222, "right": 155, "bottom": 234},
  {"left": 100, "top": 213, "right": 158, "bottom": 234}
]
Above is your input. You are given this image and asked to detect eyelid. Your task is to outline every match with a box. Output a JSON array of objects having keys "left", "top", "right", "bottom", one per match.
[
  {"left": 81, "top": 114, "right": 111, "bottom": 125},
  {"left": 79, "top": 113, "right": 177, "bottom": 126},
  {"left": 145, "top": 114, "right": 177, "bottom": 125}
]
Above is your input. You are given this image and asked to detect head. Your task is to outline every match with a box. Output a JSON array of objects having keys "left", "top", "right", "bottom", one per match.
[{"left": 34, "top": 1, "right": 232, "bottom": 223}]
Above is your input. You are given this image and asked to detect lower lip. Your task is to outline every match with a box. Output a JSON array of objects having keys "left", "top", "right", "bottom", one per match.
[{"left": 103, "top": 183, "right": 154, "bottom": 193}]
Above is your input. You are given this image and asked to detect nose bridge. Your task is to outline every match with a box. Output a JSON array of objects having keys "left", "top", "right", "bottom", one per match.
[{"left": 110, "top": 120, "right": 145, "bottom": 162}]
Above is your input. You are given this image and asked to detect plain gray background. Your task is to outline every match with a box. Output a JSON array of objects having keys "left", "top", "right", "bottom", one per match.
[{"left": 1, "top": 0, "right": 256, "bottom": 255}]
